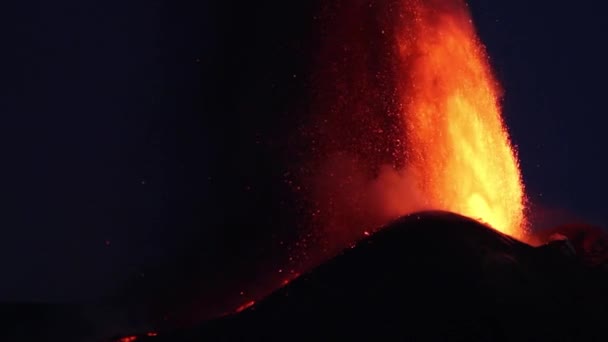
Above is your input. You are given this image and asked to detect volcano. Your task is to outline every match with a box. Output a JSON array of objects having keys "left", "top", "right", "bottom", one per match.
[{"left": 107, "top": 211, "right": 608, "bottom": 342}]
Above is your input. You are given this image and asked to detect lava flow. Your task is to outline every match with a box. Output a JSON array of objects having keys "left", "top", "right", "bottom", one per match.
[
  {"left": 396, "top": 0, "right": 527, "bottom": 239},
  {"left": 306, "top": 0, "right": 527, "bottom": 249}
]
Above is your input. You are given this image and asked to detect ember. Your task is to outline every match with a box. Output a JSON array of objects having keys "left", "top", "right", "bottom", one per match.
[
  {"left": 235, "top": 300, "right": 256, "bottom": 313},
  {"left": 117, "top": 336, "right": 137, "bottom": 342}
]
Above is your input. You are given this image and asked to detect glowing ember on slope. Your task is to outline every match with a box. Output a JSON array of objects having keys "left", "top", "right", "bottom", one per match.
[
  {"left": 117, "top": 336, "right": 137, "bottom": 342},
  {"left": 235, "top": 300, "right": 256, "bottom": 313},
  {"left": 396, "top": 0, "right": 527, "bottom": 239}
]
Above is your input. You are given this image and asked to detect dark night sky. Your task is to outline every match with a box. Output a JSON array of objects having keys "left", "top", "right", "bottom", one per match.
[{"left": 1, "top": 0, "right": 606, "bottom": 306}]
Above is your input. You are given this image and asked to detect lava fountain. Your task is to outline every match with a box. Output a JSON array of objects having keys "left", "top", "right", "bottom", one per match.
[
  {"left": 396, "top": 0, "right": 527, "bottom": 239},
  {"left": 307, "top": 0, "right": 527, "bottom": 249}
]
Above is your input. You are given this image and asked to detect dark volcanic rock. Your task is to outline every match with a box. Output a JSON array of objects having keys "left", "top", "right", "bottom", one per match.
[
  {"left": 539, "top": 223, "right": 608, "bottom": 268},
  {"left": 134, "top": 211, "right": 608, "bottom": 342},
  {"left": 8, "top": 211, "right": 607, "bottom": 341}
]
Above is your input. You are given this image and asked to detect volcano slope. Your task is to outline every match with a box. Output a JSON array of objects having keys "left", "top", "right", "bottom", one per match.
[{"left": 130, "top": 211, "right": 607, "bottom": 341}]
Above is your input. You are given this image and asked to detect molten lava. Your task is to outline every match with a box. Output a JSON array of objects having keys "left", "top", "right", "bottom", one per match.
[
  {"left": 396, "top": 0, "right": 526, "bottom": 239},
  {"left": 235, "top": 300, "right": 256, "bottom": 313},
  {"left": 306, "top": 0, "right": 527, "bottom": 247}
]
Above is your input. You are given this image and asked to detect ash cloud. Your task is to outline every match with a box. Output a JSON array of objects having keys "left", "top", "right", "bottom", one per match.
[{"left": 309, "top": 153, "right": 428, "bottom": 251}]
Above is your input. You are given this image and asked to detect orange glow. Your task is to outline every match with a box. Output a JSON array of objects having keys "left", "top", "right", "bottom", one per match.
[
  {"left": 146, "top": 332, "right": 158, "bottom": 337},
  {"left": 396, "top": 0, "right": 526, "bottom": 239},
  {"left": 118, "top": 336, "right": 137, "bottom": 342},
  {"left": 235, "top": 300, "right": 256, "bottom": 313}
]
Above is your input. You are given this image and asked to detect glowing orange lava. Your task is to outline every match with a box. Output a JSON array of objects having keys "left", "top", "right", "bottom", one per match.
[
  {"left": 235, "top": 300, "right": 256, "bottom": 313},
  {"left": 117, "top": 336, "right": 137, "bottom": 342},
  {"left": 397, "top": 0, "right": 526, "bottom": 239}
]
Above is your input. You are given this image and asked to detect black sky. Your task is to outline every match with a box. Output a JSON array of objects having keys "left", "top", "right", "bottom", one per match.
[{"left": 1, "top": 0, "right": 606, "bottom": 307}]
